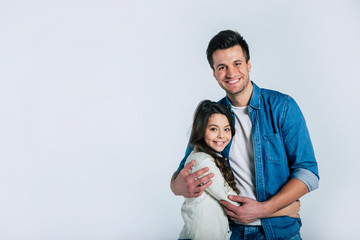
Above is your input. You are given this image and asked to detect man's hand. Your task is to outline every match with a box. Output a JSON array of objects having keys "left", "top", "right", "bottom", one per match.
[
  {"left": 170, "top": 160, "right": 214, "bottom": 198},
  {"left": 220, "top": 178, "right": 309, "bottom": 224},
  {"left": 220, "top": 196, "right": 268, "bottom": 224}
]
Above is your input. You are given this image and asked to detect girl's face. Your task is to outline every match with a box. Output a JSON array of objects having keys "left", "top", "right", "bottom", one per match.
[{"left": 204, "top": 113, "right": 232, "bottom": 152}]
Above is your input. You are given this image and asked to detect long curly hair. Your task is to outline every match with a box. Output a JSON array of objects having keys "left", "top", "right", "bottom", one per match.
[{"left": 189, "top": 100, "right": 239, "bottom": 194}]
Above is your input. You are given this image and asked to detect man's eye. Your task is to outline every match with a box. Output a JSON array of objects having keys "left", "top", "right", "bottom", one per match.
[{"left": 218, "top": 66, "right": 225, "bottom": 71}]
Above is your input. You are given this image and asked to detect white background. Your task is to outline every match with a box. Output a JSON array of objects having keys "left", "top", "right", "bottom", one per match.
[{"left": 0, "top": 0, "right": 359, "bottom": 239}]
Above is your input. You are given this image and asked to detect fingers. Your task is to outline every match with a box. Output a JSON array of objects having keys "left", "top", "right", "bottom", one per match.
[
  {"left": 293, "top": 200, "right": 300, "bottom": 210},
  {"left": 179, "top": 160, "right": 215, "bottom": 198},
  {"left": 186, "top": 179, "right": 213, "bottom": 197},
  {"left": 187, "top": 180, "right": 212, "bottom": 197},
  {"left": 190, "top": 166, "right": 211, "bottom": 179},
  {"left": 187, "top": 176, "right": 213, "bottom": 198},
  {"left": 196, "top": 179, "right": 213, "bottom": 191},
  {"left": 222, "top": 205, "right": 247, "bottom": 224},
  {"left": 290, "top": 201, "right": 299, "bottom": 207},
  {"left": 188, "top": 166, "right": 213, "bottom": 188},
  {"left": 194, "top": 172, "right": 214, "bottom": 186},
  {"left": 182, "top": 160, "right": 195, "bottom": 174},
  {"left": 220, "top": 200, "right": 238, "bottom": 212},
  {"left": 228, "top": 195, "right": 248, "bottom": 203},
  {"left": 220, "top": 196, "right": 248, "bottom": 212},
  {"left": 221, "top": 203, "right": 237, "bottom": 217},
  {"left": 187, "top": 191, "right": 203, "bottom": 198}
]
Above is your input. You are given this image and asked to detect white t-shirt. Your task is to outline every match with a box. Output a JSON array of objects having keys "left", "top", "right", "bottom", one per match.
[{"left": 229, "top": 105, "right": 261, "bottom": 226}]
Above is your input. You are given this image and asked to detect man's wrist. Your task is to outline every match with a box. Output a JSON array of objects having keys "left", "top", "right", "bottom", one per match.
[{"left": 260, "top": 200, "right": 277, "bottom": 218}]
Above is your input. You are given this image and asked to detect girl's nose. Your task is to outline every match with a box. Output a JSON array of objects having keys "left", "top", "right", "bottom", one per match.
[{"left": 218, "top": 130, "right": 224, "bottom": 138}]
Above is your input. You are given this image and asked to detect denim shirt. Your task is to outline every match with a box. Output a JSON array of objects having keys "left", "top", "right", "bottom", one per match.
[{"left": 177, "top": 82, "right": 319, "bottom": 240}]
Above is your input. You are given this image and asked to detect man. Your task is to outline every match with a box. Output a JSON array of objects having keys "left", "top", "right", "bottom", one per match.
[{"left": 171, "top": 30, "right": 319, "bottom": 240}]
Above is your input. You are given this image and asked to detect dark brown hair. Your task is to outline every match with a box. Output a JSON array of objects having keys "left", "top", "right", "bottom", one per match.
[
  {"left": 206, "top": 30, "right": 250, "bottom": 70},
  {"left": 189, "top": 100, "right": 239, "bottom": 194}
]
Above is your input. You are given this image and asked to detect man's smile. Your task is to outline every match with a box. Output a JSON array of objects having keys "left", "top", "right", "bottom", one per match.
[{"left": 227, "top": 78, "right": 240, "bottom": 84}]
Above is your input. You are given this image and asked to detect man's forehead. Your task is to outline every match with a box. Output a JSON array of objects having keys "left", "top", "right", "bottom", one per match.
[
  {"left": 213, "top": 47, "right": 245, "bottom": 64},
  {"left": 213, "top": 45, "right": 245, "bottom": 58}
]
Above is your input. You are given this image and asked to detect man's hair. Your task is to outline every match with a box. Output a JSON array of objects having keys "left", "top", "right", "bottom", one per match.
[{"left": 206, "top": 30, "right": 250, "bottom": 70}]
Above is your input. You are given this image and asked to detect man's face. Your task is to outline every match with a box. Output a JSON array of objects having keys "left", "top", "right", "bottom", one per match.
[{"left": 212, "top": 45, "right": 252, "bottom": 97}]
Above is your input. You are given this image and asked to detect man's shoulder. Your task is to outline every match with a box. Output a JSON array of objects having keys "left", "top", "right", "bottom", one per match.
[
  {"left": 257, "top": 86, "right": 295, "bottom": 108},
  {"left": 259, "top": 86, "right": 291, "bottom": 100}
]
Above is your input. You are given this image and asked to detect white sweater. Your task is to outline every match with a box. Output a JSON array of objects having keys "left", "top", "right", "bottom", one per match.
[{"left": 179, "top": 150, "right": 239, "bottom": 240}]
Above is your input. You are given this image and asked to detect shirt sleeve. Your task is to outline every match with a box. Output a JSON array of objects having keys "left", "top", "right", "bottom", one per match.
[
  {"left": 290, "top": 168, "right": 319, "bottom": 192},
  {"left": 191, "top": 156, "right": 239, "bottom": 206},
  {"left": 281, "top": 97, "right": 319, "bottom": 180}
]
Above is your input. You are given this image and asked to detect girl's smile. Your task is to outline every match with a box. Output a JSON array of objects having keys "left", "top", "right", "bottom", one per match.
[{"left": 204, "top": 113, "right": 232, "bottom": 152}]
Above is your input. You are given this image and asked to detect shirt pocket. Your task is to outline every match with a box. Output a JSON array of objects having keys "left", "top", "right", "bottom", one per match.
[{"left": 263, "top": 132, "right": 287, "bottom": 163}]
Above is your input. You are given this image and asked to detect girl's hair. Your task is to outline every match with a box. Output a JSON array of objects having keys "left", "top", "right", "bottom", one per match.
[{"left": 189, "top": 100, "right": 240, "bottom": 194}]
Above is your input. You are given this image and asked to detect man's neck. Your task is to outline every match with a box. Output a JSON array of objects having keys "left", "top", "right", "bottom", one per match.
[{"left": 227, "top": 82, "right": 253, "bottom": 107}]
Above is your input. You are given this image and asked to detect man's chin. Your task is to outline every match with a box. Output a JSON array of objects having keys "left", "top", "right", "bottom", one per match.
[{"left": 225, "top": 89, "right": 244, "bottom": 97}]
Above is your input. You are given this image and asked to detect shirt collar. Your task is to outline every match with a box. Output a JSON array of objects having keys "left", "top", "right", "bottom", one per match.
[
  {"left": 249, "top": 81, "right": 261, "bottom": 110},
  {"left": 224, "top": 81, "right": 261, "bottom": 110}
]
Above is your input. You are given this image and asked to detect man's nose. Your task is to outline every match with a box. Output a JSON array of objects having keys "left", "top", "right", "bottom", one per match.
[{"left": 226, "top": 66, "right": 236, "bottom": 78}]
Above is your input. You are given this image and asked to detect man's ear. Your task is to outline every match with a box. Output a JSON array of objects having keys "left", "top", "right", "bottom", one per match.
[
  {"left": 213, "top": 70, "right": 216, "bottom": 79},
  {"left": 247, "top": 60, "right": 252, "bottom": 72}
]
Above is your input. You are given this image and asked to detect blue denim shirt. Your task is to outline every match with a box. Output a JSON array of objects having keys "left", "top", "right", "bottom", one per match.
[{"left": 177, "top": 82, "right": 319, "bottom": 240}]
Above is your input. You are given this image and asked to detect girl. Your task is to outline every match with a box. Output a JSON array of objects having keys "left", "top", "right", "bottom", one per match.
[{"left": 179, "top": 100, "right": 300, "bottom": 240}]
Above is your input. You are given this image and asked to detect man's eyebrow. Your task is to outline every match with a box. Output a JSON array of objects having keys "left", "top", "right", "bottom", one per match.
[
  {"left": 215, "top": 63, "right": 225, "bottom": 69},
  {"left": 216, "top": 60, "right": 243, "bottom": 69}
]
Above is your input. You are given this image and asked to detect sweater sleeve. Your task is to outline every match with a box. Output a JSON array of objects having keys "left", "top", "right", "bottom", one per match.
[{"left": 191, "top": 156, "right": 240, "bottom": 206}]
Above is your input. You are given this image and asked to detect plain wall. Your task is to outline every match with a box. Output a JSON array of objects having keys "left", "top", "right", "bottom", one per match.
[{"left": 0, "top": 0, "right": 359, "bottom": 239}]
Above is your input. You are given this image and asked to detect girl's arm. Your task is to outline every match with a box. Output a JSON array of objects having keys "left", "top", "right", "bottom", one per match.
[{"left": 191, "top": 156, "right": 239, "bottom": 206}]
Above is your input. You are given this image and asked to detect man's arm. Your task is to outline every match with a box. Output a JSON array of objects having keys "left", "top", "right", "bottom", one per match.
[
  {"left": 221, "top": 97, "right": 319, "bottom": 224},
  {"left": 170, "top": 160, "right": 214, "bottom": 198},
  {"left": 221, "top": 178, "right": 307, "bottom": 224},
  {"left": 193, "top": 156, "right": 239, "bottom": 205}
]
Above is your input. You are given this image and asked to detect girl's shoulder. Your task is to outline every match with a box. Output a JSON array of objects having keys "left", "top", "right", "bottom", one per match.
[{"left": 185, "top": 150, "right": 215, "bottom": 167}]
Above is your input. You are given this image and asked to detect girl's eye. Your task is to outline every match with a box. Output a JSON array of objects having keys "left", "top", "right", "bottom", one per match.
[
  {"left": 210, "top": 128, "right": 217, "bottom": 131},
  {"left": 224, "top": 128, "right": 231, "bottom": 132}
]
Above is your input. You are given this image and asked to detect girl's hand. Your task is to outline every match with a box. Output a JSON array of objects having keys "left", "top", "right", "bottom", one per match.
[{"left": 285, "top": 200, "right": 301, "bottom": 218}]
